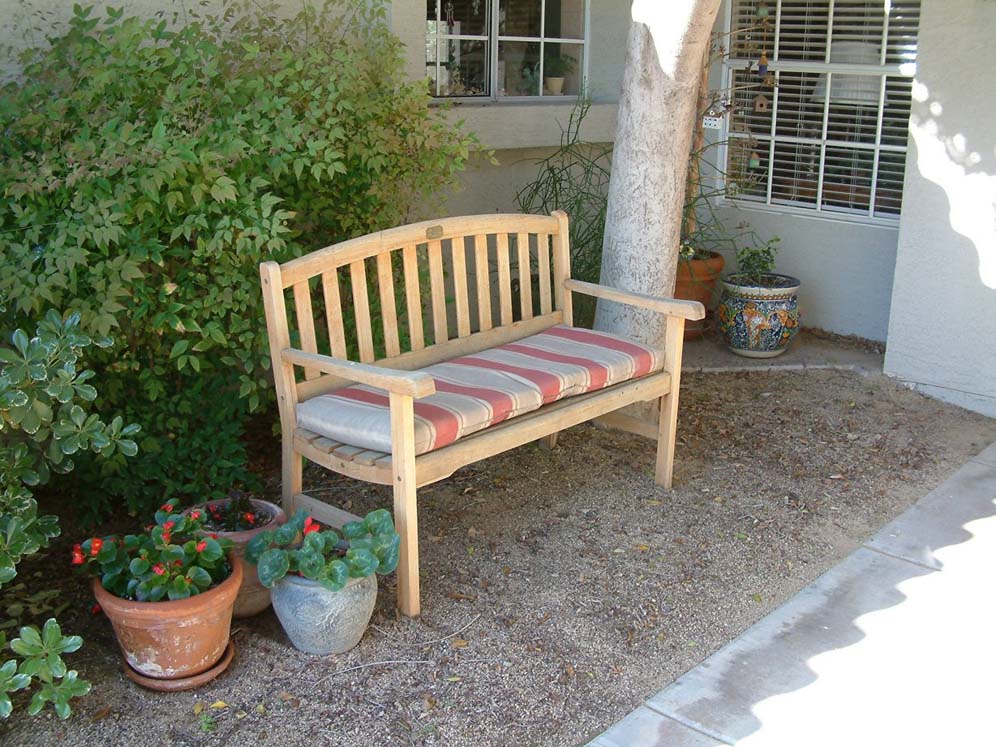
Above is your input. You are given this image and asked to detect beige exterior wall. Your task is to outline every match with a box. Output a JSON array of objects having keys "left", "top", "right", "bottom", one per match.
[{"left": 883, "top": 0, "right": 996, "bottom": 417}]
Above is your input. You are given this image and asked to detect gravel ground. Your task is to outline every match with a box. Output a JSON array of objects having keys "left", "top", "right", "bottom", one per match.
[{"left": 5, "top": 368, "right": 996, "bottom": 747}]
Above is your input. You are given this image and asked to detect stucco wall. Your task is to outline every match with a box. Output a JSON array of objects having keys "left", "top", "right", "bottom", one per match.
[
  {"left": 709, "top": 205, "right": 898, "bottom": 340},
  {"left": 883, "top": 0, "right": 996, "bottom": 417}
]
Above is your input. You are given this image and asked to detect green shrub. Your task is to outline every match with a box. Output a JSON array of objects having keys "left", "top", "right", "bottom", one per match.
[
  {"left": 0, "top": 311, "right": 139, "bottom": 719},
  {"left": 0, "top": 1, "right": 478, "bottom": 517}
]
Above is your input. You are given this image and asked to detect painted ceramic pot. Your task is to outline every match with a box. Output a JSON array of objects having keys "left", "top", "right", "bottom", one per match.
[
  {"left": 270, "top": 573, "right": 377, "bottom": 655},
  {"left": 94, "top": 554, "right": 242, "bottom": 688},
  {"left": 717, "top": 273, "right": 801, "bottom": 358},
  {"left": 187, "top": 498, "right": 287, "bottom": 617},
  {"left": 675, "top": 251, "right": 726, "bottom": 339}
]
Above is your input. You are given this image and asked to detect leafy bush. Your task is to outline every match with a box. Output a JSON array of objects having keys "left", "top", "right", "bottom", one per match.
[
  {"left": 0, "top": 311, "right": 139, "bottom": 719},
  {"left": 0, "top": 0, "right": 478, "bottom": 517}
]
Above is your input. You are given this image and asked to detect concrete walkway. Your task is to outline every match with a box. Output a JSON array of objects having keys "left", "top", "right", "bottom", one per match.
[
  {"left": 586, "top": 440, "right": 996, "bottom": 746},
  {"left": 681, "top": 333, "right": 883, "bottom": 375}
]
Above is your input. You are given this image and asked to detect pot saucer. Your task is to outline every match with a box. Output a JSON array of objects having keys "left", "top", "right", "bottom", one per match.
[{"left": 123, "top": 641, "right": 235, "bottom": 692}]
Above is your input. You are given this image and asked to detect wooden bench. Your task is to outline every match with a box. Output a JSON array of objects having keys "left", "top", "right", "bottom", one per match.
[{"left": 259, "top": 211, "right": 704, "bottom": 617}]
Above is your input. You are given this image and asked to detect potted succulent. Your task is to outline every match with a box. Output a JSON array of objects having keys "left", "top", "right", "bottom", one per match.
[
  {"left": 246, "top": 509, "right": 400, "bottom": 655},
  {"left": 75, "top": 499, "right": 240, "bottom": 691},
  {"left": 186, "top": 491, "right": 287, "bottom": 617},
  {"left": 676, "top": 241, "right": 726, "bottom": 339},
  {"left": 543, "top": 54, "right": 575, "bottom": 95},
  {"left": 717, "top": 238, "right": 801, "bottom": 358}
]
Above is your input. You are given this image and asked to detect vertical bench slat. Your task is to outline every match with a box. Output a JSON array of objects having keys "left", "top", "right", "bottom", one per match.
[
  {"left": 496, "top": 233, "right": 513, "bottom": 326},
  {"left": 516, "top": 232, "right": 533, "bottom": 320},
  {"left": 376, "top": 252, "right": 401, "bottom": 357},
  {"left": 552, "top": 213, "right": 573, "bottom": 326},
  {"left": 473, "top": 233, "right": 492, "bottom": 332},
  {"left": 537, "top": 232, "right": 553, "bottom": 315},
  {"left": 428, "top": 239, "right": 448, "bottom": 345},
  {"left": 293, "top": 280, "right": 320, "bottom": 380},
  {"left": 451, "top": 238, "right": 471, "bottom": 338},
  {"left": 321, "top": 269, "right": 347, "bottom": 359},
  {"left": 401, "top": 245, "right": 424, "bottom": 352},
  {"left": 349, "top": 260, "right": 375, "bottom": 362}
]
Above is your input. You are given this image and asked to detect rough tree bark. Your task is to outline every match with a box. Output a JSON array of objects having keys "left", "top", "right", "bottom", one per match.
[{"left": 594, "top": 0, "right": 723, "bottom": 346}]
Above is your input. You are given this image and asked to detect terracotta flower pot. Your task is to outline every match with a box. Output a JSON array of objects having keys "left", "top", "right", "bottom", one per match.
[
  {"left": 675, "top": 251, "right": 726, "bottom": 339},
  {"left": 189, "top": 498, "right": 287, "bottom": 617},
  {"left": 94, "top": 554, "right": 242, "bottom": 688}
]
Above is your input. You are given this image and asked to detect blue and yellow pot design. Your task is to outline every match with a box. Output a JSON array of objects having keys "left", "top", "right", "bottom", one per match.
[{"left": 717, "top": 273, "right": 801, "bottom": 358}]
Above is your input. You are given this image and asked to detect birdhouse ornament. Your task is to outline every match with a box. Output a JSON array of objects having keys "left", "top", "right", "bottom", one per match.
[{"left": 753, "top": 94, "right": 770, "bottom": 113}]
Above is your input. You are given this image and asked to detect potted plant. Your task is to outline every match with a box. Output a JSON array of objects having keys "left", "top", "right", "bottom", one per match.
[
  {"left": 76, "top": 499, "right": 240, "bottom": 691},
  {"left": 186, "top": 491, "right": 287, "bottom": 617},
  {"left": 676, "top": 241, "right": 726, "bottom": 339},
  {"left": 717, "top": 238, "right": 801, "bottom": 358},
  {"left": 246, "top": 509, "right": 400, "bottom": 655},
  {"left": 543, "top": 54, "right": 575, "bottom": 95}
]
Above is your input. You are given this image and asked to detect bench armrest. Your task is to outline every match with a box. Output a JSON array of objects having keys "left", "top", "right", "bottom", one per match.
[
  {"left": 281, "top": 349, "right": 436, "bottom": 398},
  {"left": 564, "top": 279, "right": 706, "bottom": 321}
]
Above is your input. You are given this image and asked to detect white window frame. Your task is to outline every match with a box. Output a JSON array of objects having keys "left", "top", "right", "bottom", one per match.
[
  {"left": 719, "top": 0, "right": 918, "bottom": 225},
  {"left": 427, "top": 0, "right": 590, "bottom": 102}
]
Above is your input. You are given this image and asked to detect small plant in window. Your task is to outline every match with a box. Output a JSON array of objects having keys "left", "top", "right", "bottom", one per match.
[{"left": 543, "top": 54, "right": 576, "bottom": 95}]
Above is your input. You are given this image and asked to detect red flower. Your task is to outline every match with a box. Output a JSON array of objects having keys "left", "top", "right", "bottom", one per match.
[
  {"left": 189, "top": 510, "right": 201, "bottom": 520},
  {"left": 161, "top": 503, "right": 174, "bottom": 513},
  {"left": 152, "top": 563, "right": 166, "bottom": 576},
  {"left": 208, "top": 533, "right": 219, "bottom": 539},
  {"left": 244, "top": 512, "right": 255, "bottom": 524},
  {"left": 162, "top": 532, "right": 172, "bottom": 545},
  {"left": 196, "top": 540, "right": 207, "bottom": 552},
  {"left": 303, "top": 517, "right": 321, "bottom": 535},
  {"left": 90, "top": 538, "right": 103, "bottom": 556},
  {"left": 173, "top": 560, "right": 183, "bottom": 567},
  {"left": 71, "top": 550, "right": 85, "bottom": 566},
  {"left": 91, "top": 603, "right": 102, "bottom": 615},
  {"left": 163, "top": 521, "right": 175, "bottom": 531}
]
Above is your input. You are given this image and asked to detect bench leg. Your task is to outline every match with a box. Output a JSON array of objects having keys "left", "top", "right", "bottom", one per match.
[
  {"left": 282, "top": 438, "right": 303, "bottom": 515},
  {"left": 655, "top": 317, "right": 685, "bottom": 489},
  {"left": 390, "top": 393, "right": 421, "bottom": 617},
  {"left": 539, "top": 432, "right": 559, "bottom": 450}
]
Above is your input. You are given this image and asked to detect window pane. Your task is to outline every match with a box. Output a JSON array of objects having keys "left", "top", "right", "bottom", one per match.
[
  {"left": 770, "top": 141, "right": 820, "bottom": 207},
  {"left": 439, "top": 38, "right": 490, "bottom": 96},
  {"left": 545, "top": 0, "right": 584, "bottom": 39},
  {"left": 874, "top": 151, "right": 906, "bottom": 217},
  {"left": 822, "top": 145, "right": 874, "bottom": 214},
  {"left": 725, "top": 137, "right": 769, "bottom": 203},
  {"left": 500, "top": 0, "right": 542, "bottom": 38},
  {"left": 429, "top": 0, "right": 491, "bottom": 37},
  {"left": 498, "top": 41, "right": 540, "bottom": 96},
  {"left": 543, "top": 42, "right": 582, "bottom": 96}
]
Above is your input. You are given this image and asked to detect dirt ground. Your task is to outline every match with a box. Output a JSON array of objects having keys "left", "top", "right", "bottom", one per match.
[{"left": 4, "top": 368, "right": 996, "bottom": 747}]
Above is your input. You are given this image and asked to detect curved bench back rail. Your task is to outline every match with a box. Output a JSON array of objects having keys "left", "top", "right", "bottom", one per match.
[{"left": 262, "top": 212, "right": 573, "bottom": 402}]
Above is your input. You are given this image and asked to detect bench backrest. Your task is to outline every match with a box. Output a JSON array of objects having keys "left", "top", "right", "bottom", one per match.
[{"left": 260, "top": 211, "right": 573, "bottom": 402}]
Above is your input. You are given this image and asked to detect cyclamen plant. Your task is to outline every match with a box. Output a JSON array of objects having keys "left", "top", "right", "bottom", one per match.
[
  {"left": 75, "top": 499, "right": 233, "bottom": 602},
  {"left": 246, "top": 509, "right": 400, "bottom": 591}
]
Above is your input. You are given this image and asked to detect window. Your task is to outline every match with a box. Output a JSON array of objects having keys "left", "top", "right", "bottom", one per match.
[
  {"left": 723, "top": 1, "right": 920, "bottom": 221},
  {"left": 426, "top": 0, "right": 587, "bottom": 99}
]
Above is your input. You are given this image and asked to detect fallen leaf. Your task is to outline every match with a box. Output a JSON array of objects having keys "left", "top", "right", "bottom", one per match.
[
  {"left": 446, "top": 676, "right": 462, "bottom": 682},
  {"left": 90, "top": 706, "right": 113, "bottom": 722},
  {"left": 193, "top": 702, "right": 204, "bottom": 715},
  {"left": 751, "top": 593, "right": 763, "bottom": 603},
  {"left": 645, "top": 500, "right": 663, "bottom": 507},
  {"left": 210, "top": 700, "right": 228, "bottom": 710},
  {"left": 451, "top": 638, "right": 469, "bottom": 648},
  {"left": 634, "top": 544, "right": 650, "bottom": 552},
  {"left": 447, "top": 591, "right": 477, "bottom": 601},
  {"left": 235, "top": 711, "right": 247, "bottom": 719},
  {"left": 255, "top": 704, "right": 267, "bottom": 715}
]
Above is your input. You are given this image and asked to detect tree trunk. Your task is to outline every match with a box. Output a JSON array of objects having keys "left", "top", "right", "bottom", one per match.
[{"left": 594, "top": 0, "right": 723, "bottom": 346}]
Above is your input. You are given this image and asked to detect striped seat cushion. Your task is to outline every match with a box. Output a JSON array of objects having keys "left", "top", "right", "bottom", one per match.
[{"left": 296, "top": 325, "right": 664, "bottom": 456}]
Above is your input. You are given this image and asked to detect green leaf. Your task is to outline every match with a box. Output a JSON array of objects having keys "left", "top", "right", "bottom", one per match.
[
  {"left": 320, "top": 558, "right": 348, "bottom": 592},
  {"left": 256, "top": 549, "right": 290, "bottom": 588},
  {"left": 345, "top": 548, "right": 378, "bottom": 578}
]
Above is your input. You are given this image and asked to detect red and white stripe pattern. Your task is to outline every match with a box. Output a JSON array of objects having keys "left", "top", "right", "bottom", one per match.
[{"left": 296, "top": 325, "right": 664, "bottom": 455}]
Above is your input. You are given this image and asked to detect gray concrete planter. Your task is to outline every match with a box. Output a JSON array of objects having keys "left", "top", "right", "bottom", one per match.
[{"left": 270, "top": 573, "right": 377, "bottom": 655}]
